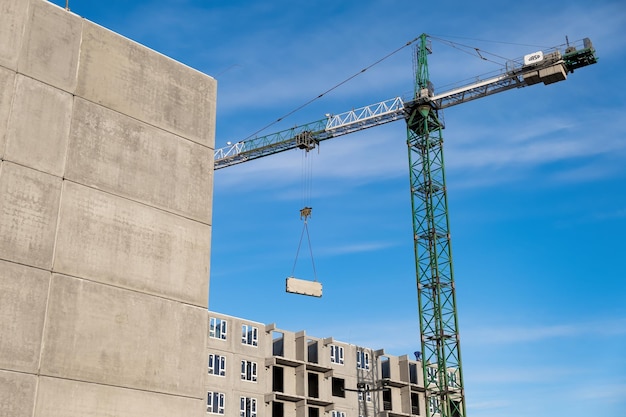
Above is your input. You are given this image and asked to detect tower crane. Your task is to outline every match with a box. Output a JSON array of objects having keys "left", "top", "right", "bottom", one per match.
[{"left": 213, "top": 34, "right": 598, "bottom": 417}]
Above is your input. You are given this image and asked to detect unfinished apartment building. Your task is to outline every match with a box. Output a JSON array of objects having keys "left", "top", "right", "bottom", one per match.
[{"left": 205, "top": 312, "right": 437, "bottom": 417}]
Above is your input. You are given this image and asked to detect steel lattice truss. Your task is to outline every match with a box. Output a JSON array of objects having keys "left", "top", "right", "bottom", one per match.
[{"left": 407, "top": 103, "right": 465, "bottom": 417}]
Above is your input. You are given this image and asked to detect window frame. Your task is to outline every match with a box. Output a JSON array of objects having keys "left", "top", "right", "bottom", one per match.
[
  {"left": 241, "top": 359, "right": 258, "bottom": 382},
  {"left": 207, "top": 391, "right": 225, "bottom": 415},
  {"left": 240, "top": 396, "right": 257, "bottom": 417},
  {"left": 241, "top": 324, "right": 259, "bottom": 347},
  {"left": 356, "top": 349, "right": 370, "bottom": 370},
  {"left": 330, "top": 344, "right": 344, "bottom": 365},
  {"left": 208, "top": 354, "right": 226, "bottom": 377},
  {"left": 209, "top": 317, "right": 228, "bottom": 340}
]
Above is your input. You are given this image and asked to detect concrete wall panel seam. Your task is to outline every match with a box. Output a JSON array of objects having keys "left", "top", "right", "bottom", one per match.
[{"left": 60, "top": 176, "right": 212, "bottom": 227}]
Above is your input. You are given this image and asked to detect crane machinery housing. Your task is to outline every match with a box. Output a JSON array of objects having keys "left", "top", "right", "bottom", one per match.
[{"left": 213, "top": 34, "right": 598, "bottom": 417}]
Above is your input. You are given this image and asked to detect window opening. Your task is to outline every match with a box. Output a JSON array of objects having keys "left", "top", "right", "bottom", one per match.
[
  {"left": 332, "top": 377, "right": 345, "bottom": 397},
  {"left": 447, "top": 370, "right": 458, "bottom": 388},
  {"left": 209, "top": 317, "right": 227, "bottom": 340},
  {"left": 207, "top": 391, "right": 225, "bottom": 414},
  {"left": 330, "top": 344, "right": 344, "bottom": 365},
  {"left": 427, "top": 367, "right": 438, "bottom": 385},
  {"left": 208, "top": 354, "right": 226, "bottom": 376},
  {"left": 240, "top": 397, "right": 257, "bottom": 417},
  {"left": 357, "top": 349, "right": 370, "bottom": 370},
  {"left": 241, "top": 360, "right": 258, "bottom": 382},
  {"left": 242, "top": 324, "right": 258, "bottom": 346},
  {"left": 429, "top": 397, "right": 441, "bottom": 415},
  {"left": 358, "top": 384, "right": 372, "bottom": 402}
]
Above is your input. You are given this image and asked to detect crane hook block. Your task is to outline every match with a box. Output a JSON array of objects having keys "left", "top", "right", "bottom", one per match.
[
  {"left": 286, "top": 276, "right": 323, "bottom": 297},
  {"left": 300, "top": 207, "right": 312, "bottom": 220}
]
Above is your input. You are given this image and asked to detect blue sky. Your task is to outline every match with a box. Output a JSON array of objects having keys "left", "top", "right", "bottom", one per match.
[{"left": 51, "top": 1, "right": 625, "bottom": 416}]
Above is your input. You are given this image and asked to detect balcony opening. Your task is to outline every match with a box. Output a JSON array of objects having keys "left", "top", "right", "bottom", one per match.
[
  {"left": 409, "top": 363, "right": 419, "bottom": 385},
  {"left": 307, "top": 339, "right": 318, "bottom": 363},
  {"left": 308, "top": 407, "right": 319, "bottom": 417},
  {"left": 273, "top": 331, "right": 284, "bottom": 356},
  {"left": 411, "top": 392, "right": 420, "bottom": 415},
  {"left": 272, "top": 402, "right": 284, "bottom": 417},
  {"left": 381, "top": 356, "right": 390, "bottom": 379},
  {"left": 273, "top": 366, "right": 284, "bottom": 392},
  {"left": 382, "top": 388, "right": 392, "bottom": 411},
  {"left": 308, "top": 372, "right": 319, "bottom": 398}
]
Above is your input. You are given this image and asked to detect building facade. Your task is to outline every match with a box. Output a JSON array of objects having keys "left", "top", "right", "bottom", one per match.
[{"left": 205, "top": 312, "right": 437, "bottom": 417}]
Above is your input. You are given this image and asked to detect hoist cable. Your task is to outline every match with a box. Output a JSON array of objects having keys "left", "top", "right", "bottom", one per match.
[
  {"left": 291, "top": 219, "right": 318, "bottom": 281},
  {"left": 241, "top": 36, "right": 420, "bottom": 142}
]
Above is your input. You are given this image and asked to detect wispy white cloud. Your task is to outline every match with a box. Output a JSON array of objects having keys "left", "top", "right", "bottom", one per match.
[
  {"left": 316, "top": 240, "right": 399, "bottom": 257},
  {"left": 464, "top": 317, "right": 626, "bottom": 346}
]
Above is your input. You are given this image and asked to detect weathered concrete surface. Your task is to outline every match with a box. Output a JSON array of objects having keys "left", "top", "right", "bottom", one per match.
[
  {"left": 35, "top": 376, "right": 203, "bottom": 417},
  {"left": 53, "top": 181, "right": 211, "bottom": 306},
  {"left": 76, "top": 20, "right": 217, "bottom": 147},
  {"left": 0, "top": 0, "right": 29, "bottom": 70},
  {"left": 0, "top": 66, "right": 15, "bottom": 159},
  {"left": 17, "top": 0, "right": 82, "bottom": 92},
  {"left": 66, "top": 98, "right": 213, "bottom": 223},
  {"left": 40, "top": 274, "right": 207, "bottom": 398},
  {"left": 1, "top": 1, "right": 216, "bottom": 415},
  {"left": 4, "top": 75, "right": 73, "bottom": 176},
  {"left": 0, "top": 260, "right": 50, "bottom": 373},
  {"left": 0, "top": 370, "right": 37, "bottom": 417},
  {"left": 0, "top": 161, "right": 62, "bottom": 269}
]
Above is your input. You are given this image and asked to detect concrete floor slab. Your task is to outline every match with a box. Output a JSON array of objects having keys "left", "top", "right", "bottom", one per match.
[
  {"left": 40, "top": 275, "right": 207, "bottom": 398},
  {"left": 5, "top": 75, "right": 73, "bottom": 176},
  {"left": 0, "top": 161, "right": 62, "bottom": 269},
  {"left": 0, "top": 260, "right": 50, "bottom": 373}
]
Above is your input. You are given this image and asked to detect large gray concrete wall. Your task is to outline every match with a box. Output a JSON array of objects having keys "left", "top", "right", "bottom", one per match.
[{"left": 0, "top": 1, "right": 216, "bottom": 416}]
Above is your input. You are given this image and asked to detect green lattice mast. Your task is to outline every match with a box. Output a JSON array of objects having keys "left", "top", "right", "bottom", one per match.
[{"left": 406, "top": 33, "right": 466, "bottom": 417}]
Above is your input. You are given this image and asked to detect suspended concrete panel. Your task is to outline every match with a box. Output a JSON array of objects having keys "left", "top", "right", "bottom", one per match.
[
  {"left": 286, "top": 276, "right": 323, "bottom": 298},
  {"left": 0, "top": 0, "right": 29, "bottom": 70},
  {"left": 17, "top": 0, "right": 82, "bottom": 93},
  {"left": 53, "top": 181, "right": 211, "bottom": 307},
  {"left": 76, "top": 20, "right": 217, "bottom": 147},
  {"left": 4, "top": 75, "right": 73, "bottom": 176},
  {"left": 0, "top": 370, "right": 37, "bottom": 417},
  {"left": 0, "top": 260, "right": 50, "bottom": 373},
  {"left": 66, "top": 97, "right": 213, "bottom": 224},
  {"left": 0, "top": 161, "right": 62, "bottom": 269},
  {"left": 40, "top": 274, "right": 207, "bottom": 397}
]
